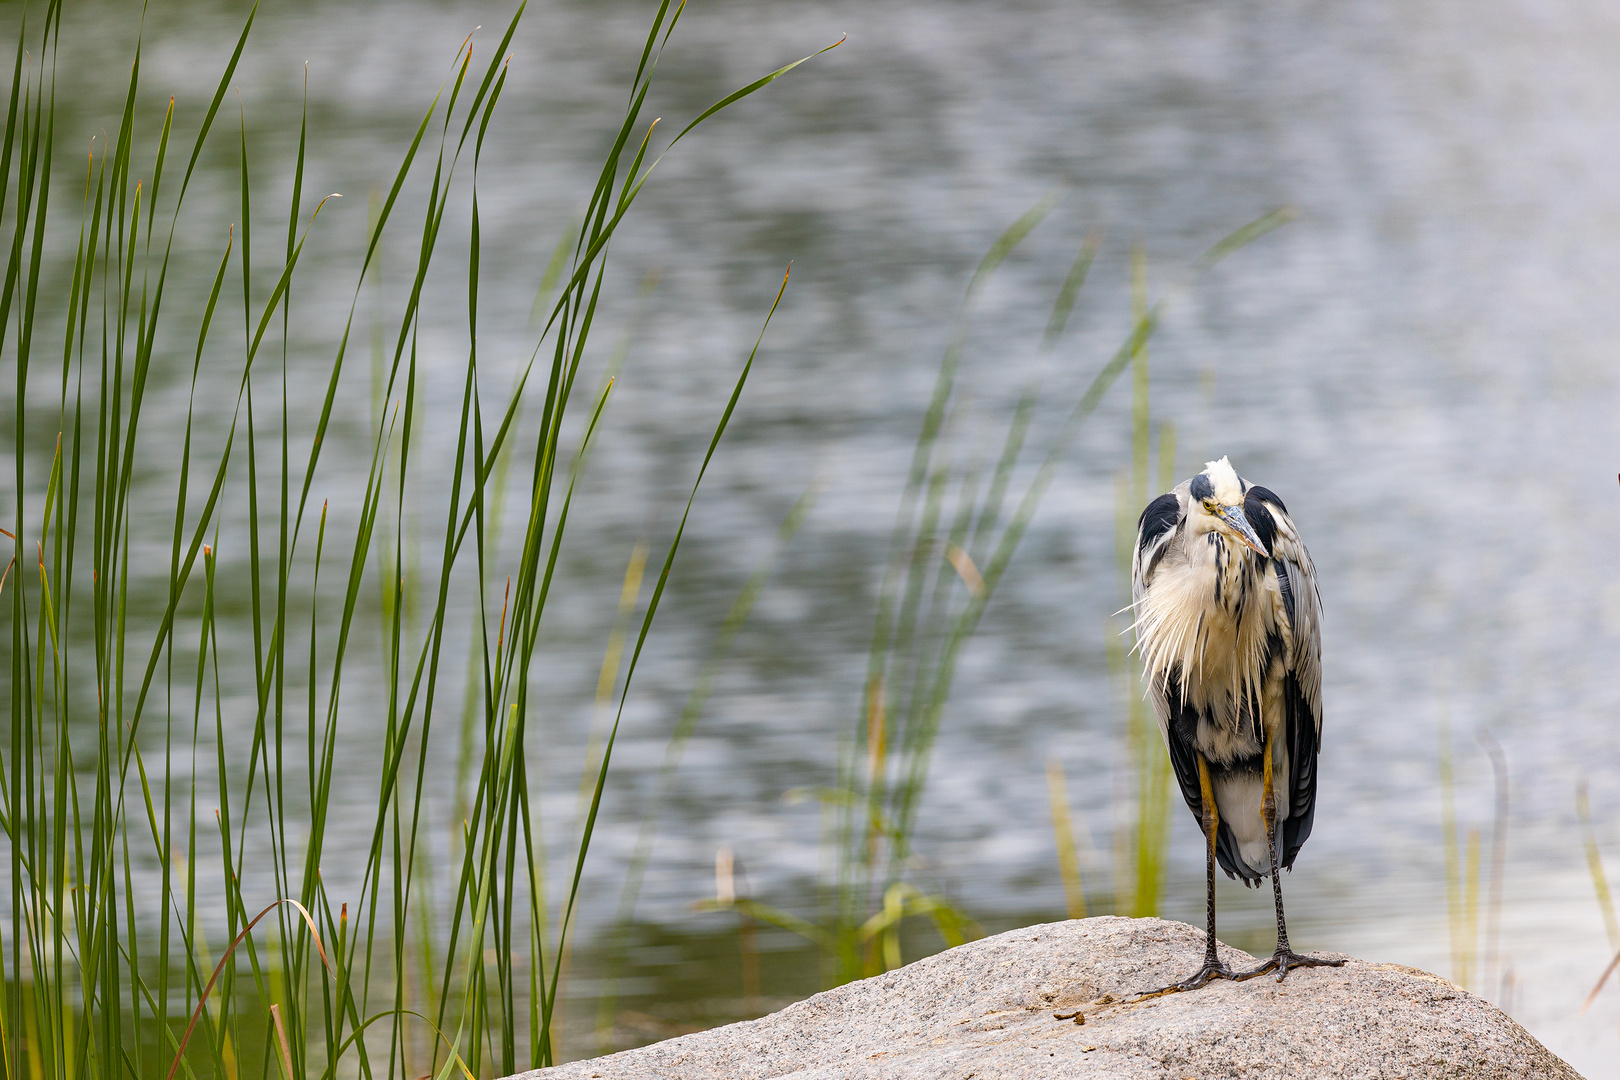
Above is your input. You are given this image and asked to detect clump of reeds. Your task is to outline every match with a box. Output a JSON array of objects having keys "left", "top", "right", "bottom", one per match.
[
  {"left": 0, "top": 1, "right": 833, "bottom": 1075},
  {"left": 700, "top": 200, "right": 1291, "bottom": 983}
]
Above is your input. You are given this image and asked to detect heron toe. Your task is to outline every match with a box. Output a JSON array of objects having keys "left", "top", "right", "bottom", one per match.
[
  {"left": 1130, "top": 959, "right": 1245, "bottom": 1002},
  {"left": 1236, "top": 948, "right": 1345, "bottom": 983}
]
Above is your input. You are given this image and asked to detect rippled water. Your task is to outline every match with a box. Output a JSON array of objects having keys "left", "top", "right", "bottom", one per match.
[{"left": 27, "top": 0, "right": 1620, "bottom": 1073}]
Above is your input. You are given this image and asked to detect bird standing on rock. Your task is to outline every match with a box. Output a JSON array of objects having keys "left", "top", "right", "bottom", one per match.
[{"left": 1129, "top": 456, "right": 1342, "bottom": 994}]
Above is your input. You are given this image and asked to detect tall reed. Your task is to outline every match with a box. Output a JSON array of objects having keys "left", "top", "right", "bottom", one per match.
[
  {"left": 0, "top": 2, "right": 832, "bottom": 1075},
  {"left": 1576, "top": 778, "right": 1620, "bottom": 1016},
  {"left": 1102, "top": 247, "right": 1177, "bottom": 918},
  {"left": 1438, "top": 705, "right": 1511, "bottom": 998}
]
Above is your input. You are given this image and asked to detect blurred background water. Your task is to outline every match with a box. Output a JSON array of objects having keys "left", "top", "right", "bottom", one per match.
[{"left": 25, "top": 0, "right": 1620, "bottom": 1073}]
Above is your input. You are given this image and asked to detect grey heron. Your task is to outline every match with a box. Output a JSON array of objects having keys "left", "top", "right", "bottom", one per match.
[{"left": 1129, "top": 456, "right": 1342, "bottom": 993}]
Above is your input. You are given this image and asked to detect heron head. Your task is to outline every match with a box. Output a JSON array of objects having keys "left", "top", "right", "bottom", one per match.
[{"left": 1188, "top": 456, "right": 1269, "bottom": 557}]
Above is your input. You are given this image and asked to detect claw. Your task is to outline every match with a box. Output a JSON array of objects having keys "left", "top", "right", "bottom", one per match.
[
  {"left": 1129, "top": 959, "right": 1245, "bottom": 1002},
  {"left": 1236, "top": 948, "right": 1345, "bottom": 983}
]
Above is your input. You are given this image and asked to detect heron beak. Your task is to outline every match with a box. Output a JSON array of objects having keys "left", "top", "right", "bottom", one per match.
[{"left": 1216, "top": 503, "right": 1269, "bottom": 557}]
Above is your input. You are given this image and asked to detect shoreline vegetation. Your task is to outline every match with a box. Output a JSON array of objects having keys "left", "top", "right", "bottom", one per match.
[{"left": 0, "top": 1, "right": 834, "bottom": 1075}]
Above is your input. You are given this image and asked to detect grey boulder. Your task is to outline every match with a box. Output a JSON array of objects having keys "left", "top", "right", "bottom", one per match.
[{"left": 511, "top": 915, "right": 1580, "bottom": 1079}]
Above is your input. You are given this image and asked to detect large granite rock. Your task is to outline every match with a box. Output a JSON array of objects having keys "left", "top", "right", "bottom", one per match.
[{"left": 512, "top": 916, "right": 1581, "bottom": 1079}]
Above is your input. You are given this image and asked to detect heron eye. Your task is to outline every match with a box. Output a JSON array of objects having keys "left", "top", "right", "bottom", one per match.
[{"left": 1202, "top": 499, "right": 1216, "bottom": 513}]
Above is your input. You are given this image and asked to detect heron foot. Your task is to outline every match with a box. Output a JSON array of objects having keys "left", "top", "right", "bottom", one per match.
[
  {"left": 1128, "top": 959, "right": 1245, "bottom": 1002},
  {"left": 1236, "top": 948, "right": 1345, "bottom": 983}
]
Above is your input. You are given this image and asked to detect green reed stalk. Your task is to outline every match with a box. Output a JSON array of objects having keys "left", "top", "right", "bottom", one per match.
[
  {"left": 1578, "top": 778, "right": 1620, "bottom": 1014},
  {"left": 1046, "top": 757, "right": 1088, "bottom": 920},
  {"left": 1477, "top": 729, "right": 1508, "bottom": 998},
  {"left": 594, "top": 480, "right": 820, "bottom": 1050},
  {"left": 1577, "top": 779, "right": 1620, "bottom": 953},
  {"left": 1095, "top": 215, "right": 1289, "bottom": 919},
  {"left": 1437, "top": 697, "right": 1481, "bottom": 990}
]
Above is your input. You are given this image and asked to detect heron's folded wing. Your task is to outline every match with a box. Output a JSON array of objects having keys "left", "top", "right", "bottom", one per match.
[
  {"left": 1282, "top": 666, "right": 1317, "bottom": 867},
  {"left": 1265, "top": 502, "right": 1323, "bottom": 866}
]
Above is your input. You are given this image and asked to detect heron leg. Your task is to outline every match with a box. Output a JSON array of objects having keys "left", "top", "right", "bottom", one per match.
[
  {"left": 1128, "top": 753, "right": 1243, "bottom": 1001},
  {"left": 1237, "top": 729, "right": 1345, "bottom": 982}
]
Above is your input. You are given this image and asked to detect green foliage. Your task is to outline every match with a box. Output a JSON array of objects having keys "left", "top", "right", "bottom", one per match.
[
  {"left": 0, "top": 1, "right": 830, "bottom": 1076},
  {"left": 700, "top": 202, "right": 1291, "bottom": 986},
  {"left": 705, "top": 199, "right": 1145, "bottom": 985}
]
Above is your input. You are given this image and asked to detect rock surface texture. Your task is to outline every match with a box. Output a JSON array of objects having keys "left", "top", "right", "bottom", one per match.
[{"left": 512, "top": 916, "right": 1581, "bottom": 1080}]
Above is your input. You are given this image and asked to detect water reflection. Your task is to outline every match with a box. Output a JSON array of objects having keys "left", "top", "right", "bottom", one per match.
[{"left": 28, "top": 0, "right": 1620, "bottom": 1074}]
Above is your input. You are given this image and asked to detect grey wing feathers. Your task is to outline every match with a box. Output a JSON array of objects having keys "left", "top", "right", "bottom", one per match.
[
  {"left": 1256, "top": 494, "right": 1323, "bottom": 865},
  {"left": 1266, "top": 506, "right": 1321, "bottom": 742}
]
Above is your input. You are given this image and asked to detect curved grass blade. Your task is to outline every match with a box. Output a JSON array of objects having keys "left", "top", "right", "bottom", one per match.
[{"left": 540, "top": 268, "right": 791, "bottom": 1060}]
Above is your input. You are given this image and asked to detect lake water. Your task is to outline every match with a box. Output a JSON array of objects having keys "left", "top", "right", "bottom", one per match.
[{"left": 25, "top": 0, "right": 1620, "bottom": 1074}]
